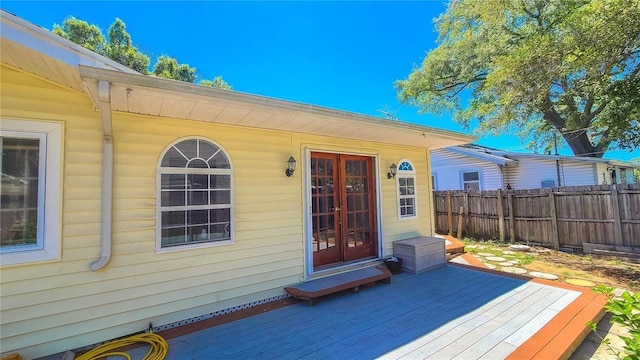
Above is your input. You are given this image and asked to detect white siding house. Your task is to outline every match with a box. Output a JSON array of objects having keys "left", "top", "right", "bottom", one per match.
[
  {"left": 432, "top": 145, "right": 639, "bottom": 191},
  {"left": 431, "top": 150, "right": 506, "bottom": 190}
]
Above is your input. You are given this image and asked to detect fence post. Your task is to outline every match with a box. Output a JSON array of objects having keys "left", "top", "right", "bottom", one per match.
[
  {"left": 447, "top": 191, "right": 453, "bottom": 236},
  {"left": 464, "top": 192, "right": 470, "bottom": 235},
  {"left": 611, "top": 187, "right": 623, "bottom": 245},
  {"left": 497, "top": 189, "right": 505, "bottom": 242},
  {"left": 457, "top": 206, "right": 464, "bottom": 239},
  {"left": 508, "top": 194, "right": 516, "bottom": 243},
  {"left": 433, "top": 191, "right": 438, "bottom": 234},
  {"left": 548, "top": 192, "right": 560, "bottom": 250}
]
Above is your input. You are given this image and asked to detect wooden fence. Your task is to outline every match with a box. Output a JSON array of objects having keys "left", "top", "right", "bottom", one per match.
[{"left": 433, "top": 184, "right": 640, "bottom": 252}]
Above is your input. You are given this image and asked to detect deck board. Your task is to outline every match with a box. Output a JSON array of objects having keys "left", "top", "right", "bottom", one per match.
[{"left": 122, "top": 265, "right": 596, "bottom": 359}]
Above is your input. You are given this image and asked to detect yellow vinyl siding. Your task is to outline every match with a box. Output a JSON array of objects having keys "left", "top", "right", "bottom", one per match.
[{"left": 1, "top": 65, "right": 435, "bottom": 358}]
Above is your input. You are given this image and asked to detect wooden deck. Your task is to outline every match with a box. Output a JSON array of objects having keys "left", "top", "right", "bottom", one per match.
[{"left": 119, "top": 264, "right": 604, "bottom": 359}]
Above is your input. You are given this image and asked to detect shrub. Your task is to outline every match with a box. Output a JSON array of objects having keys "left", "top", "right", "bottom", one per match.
[{"left": 588, "top": 285, "right": 640, "bottom": 360}]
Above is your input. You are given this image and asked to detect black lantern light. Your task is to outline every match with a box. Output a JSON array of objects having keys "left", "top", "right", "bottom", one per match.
[
  {"left": 387, "top": 163, "right": 397, "bottom": 179},
  {"left": 286, "top": 156, "right": 297, "bottom": 177}
]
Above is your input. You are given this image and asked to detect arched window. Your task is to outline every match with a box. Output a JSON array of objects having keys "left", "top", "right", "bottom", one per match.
[
  {"left": 157, "top": 138, "right": 233, "bottom": 250},
  {"left": 396, "top": 159, "right": 417, "bottom": 220}
]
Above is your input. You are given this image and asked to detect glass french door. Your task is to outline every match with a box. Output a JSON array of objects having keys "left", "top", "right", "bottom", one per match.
[{"left": 310, "top": 152, "right": 377, "bottom": 268}]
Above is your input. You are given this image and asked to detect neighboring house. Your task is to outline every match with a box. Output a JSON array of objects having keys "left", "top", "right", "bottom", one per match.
[
  {"left": 431, "top": 144, "right": 639, "bottom": 191},
  {"left": 0, "top": 11, "right": 474, "bottom": 359}
]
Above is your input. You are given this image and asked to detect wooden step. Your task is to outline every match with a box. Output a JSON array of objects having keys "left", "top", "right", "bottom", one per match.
[{"left": 284, "top": 265, "right": 392, "bottom": 305}]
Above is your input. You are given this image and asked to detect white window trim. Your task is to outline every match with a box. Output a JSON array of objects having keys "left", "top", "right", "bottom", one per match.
[
  {"left": 1, "top": 119, "right": 62, "bottom": 266},
  {"left": 460, "top": 169, "right": 482, "bottom": 191},
  {"left": 396, "top": 159, "right": 418, "bottom": 221},
  {"left": 155, "top": 137, "right": 235, "bottom": 253}
]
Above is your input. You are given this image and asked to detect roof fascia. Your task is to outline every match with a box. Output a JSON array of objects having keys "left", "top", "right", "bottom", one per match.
[{"left": 493, "top": 151, "right": 639, "bottom": 168}]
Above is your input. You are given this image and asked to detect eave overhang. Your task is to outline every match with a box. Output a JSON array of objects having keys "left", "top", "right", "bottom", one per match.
[
  {"left": 445, "top": 146, "right": 519, "bottom": 166},
  {"left": 79, "top": 65, "right": 475, "bottom": 149},
  {"left": 1, "top": 10, "right": 137, "bottom": 93}
]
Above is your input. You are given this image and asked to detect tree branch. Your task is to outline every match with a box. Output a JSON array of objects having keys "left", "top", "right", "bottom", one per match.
[
  {"left": 593, "top": 128, "right": 612, "bottom": 155},
  {"left": 588, "top": 100, "right": 609, "bottom": 121},
  {"left": 543, "top": 106, "right": 566, "bottom": 130},
  {"left": 431, "top": 74, "right": 487, "bottom": 93}
]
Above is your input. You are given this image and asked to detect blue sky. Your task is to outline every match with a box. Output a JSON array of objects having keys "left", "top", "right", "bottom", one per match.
[{"left": 3, "top": 1, "right": 638, "bottom": 161}]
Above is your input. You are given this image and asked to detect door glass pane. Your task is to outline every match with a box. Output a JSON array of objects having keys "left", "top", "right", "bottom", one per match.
[
  {"left": 356, "top": 212, "right": 368, "bottom": 227},
  {"left": 317, "top": 159, "right": 326, "bottom": 176},
  {"left": 311, "top": 155, "right": 338, "bottom": 256}
]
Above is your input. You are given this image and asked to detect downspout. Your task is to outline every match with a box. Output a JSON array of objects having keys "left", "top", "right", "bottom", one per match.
[
  {"left": 90, "top": 80, "right": 113, "bottom": 271},
  {"left": 425, "top": 148, "right": 435, "bottom": 236}
]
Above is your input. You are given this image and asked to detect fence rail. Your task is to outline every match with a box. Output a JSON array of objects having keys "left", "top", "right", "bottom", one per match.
[{"left": 433, "top": 184, "right": 640, "bottom": 252}]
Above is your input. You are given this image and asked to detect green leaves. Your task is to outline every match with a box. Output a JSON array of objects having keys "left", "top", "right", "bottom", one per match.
[
  {"left": 199, "top": 76, "right": 232, "bottom": 90},
  {"left": 53, "top": 17, "right": 104, "bottom": 53},
  {"left": 592, "top": 284, "right": 640, "bottom": 359},
  {"left": 397, "top": 0, "right": 640, "bottom": 157},
  {"left": 51, "top": 17, "right": 231, "bottom": 88},
  {"left": 152, "top": 55, "right": 196, "bottom": 83}
]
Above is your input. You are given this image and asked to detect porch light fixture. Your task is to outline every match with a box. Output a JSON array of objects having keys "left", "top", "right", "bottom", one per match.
[
  {"left": 388, "top": 163, "right": 397, "bottom": 179},
  {"left": 286, "top": 156, "right": 297, "bottom": 177}
]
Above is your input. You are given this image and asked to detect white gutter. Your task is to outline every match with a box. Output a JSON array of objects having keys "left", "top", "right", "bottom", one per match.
[{"left": 89, "top": 80, "right": 113, "bottom": 271}]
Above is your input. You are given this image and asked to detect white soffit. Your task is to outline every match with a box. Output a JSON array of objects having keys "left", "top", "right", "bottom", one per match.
[{"left": 80, "top": 66, "right": 475, "bottom": 149}]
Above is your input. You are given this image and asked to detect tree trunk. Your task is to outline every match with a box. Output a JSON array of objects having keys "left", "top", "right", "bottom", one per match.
[
  {"left": 561, "top": 131, "right": 603, "bottom": 158},
  {"left": 544, "top": 108, "right": 605, "bottom": 158}
]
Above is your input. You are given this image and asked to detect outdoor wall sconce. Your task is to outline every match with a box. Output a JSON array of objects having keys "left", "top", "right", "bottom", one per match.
[
  {"left": 387, "top": 163, "right": 397, "bottom": 179},
  {"left": 286, "top": 156, "right": 297, "bottom": 177}
]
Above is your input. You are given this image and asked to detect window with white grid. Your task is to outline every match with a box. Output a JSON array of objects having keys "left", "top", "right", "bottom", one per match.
[
  {"left": 396, "top": 160, "right": 417, "bottom": 220},
  {"left": 157, "top": 138, "right": 233, "bottom": 251}
]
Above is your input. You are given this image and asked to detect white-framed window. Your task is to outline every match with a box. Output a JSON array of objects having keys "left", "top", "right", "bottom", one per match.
[
  {"left": 620, "top": 169, "right": 627, "bottom": 184},
  {"left": 157, "top": 138, "right": 233, "bottom": 251},
  {"left": 1, "top": 120, "right": 62, "bottom": 266},
  {"left": 461, "top": 170, "right": 481, "bottom": 191},
  {"left": 396, "top": 159, "right": 417, "bottom": 220}
]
